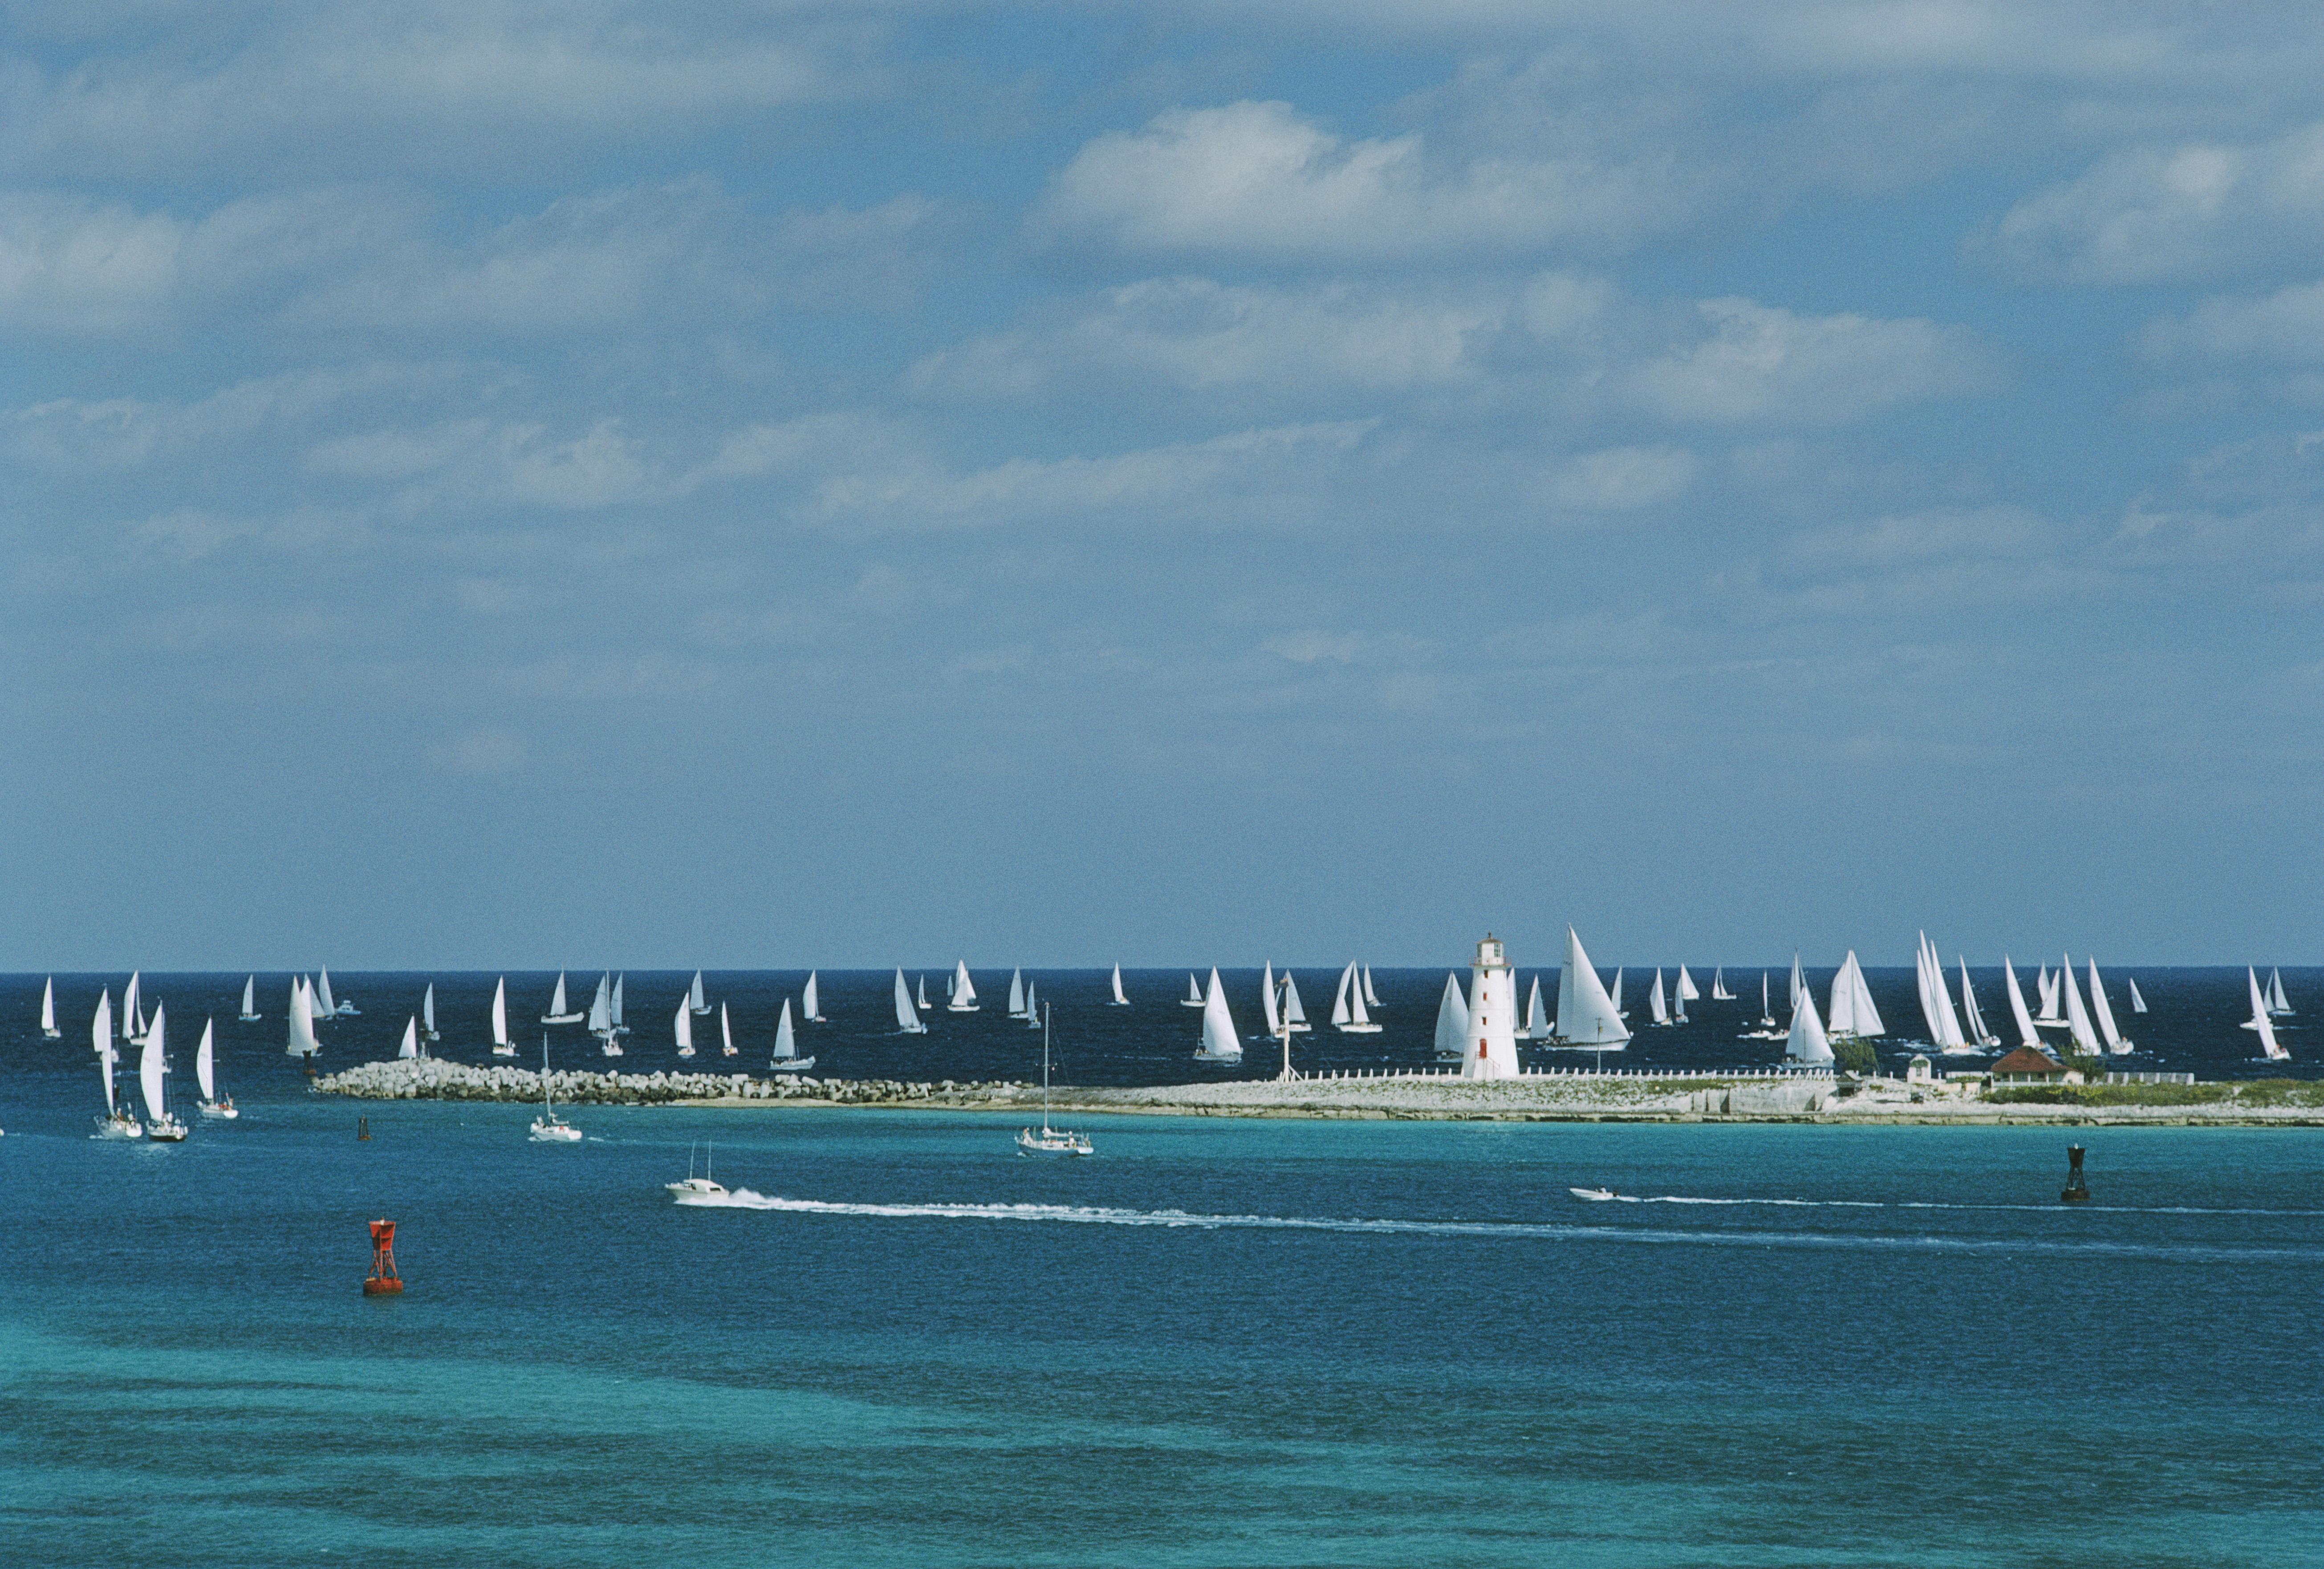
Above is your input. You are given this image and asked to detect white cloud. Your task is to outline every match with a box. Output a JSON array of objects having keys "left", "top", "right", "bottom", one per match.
[
  {"left": 1546, "top": 445, "right": 1696, "bottom": 509},
  {"left": 1264, "top": 630, "right": 1361, "bottom": 663},
  {"left": 1626, "top": 298, "right": 1999, "bottom": 424},
  {"left": 2141, "top": 280, "right": 2324, "bottom": 365},
  {"left": 0, "top": 190, "right": 183, "bottom": 331},
  {"left": 1036, "top": 100, "right": 1694, "bottom": 262},
  {"left": 428, "top": 726, "right": 528, "bottom": 776}
]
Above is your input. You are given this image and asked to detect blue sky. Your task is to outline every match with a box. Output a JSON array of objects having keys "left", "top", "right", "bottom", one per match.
[{"left": 4, "top": 1, "right": 2320, "bottom": 971}]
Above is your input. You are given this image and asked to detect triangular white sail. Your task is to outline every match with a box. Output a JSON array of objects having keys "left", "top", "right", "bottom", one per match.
[
  {"left": 894, "top": 969, "right": 926, "bottom": 1033},
  {"left": 140, "top": 1002, "right": 168, "bottom": 1123},
  {"left": 307, "top": 976, "right": 330, "bottom": 1024},
  {"left": 1109, "top": 963, "right": 1128, "bottom": 1005},
  {"left": 918, "top": 974, "right": 931, "bottom": 1010},
  {"left": 690, "top": 971, "right": 707, "bottom": 1013},
  {"left": 423, "top": 983, "right": 436, "bottom": 1036},
  {"left": 1555, "top": 926, "right": 1630, "bottom": 1045},
  {"left": 1184, "top": 972, "right": 1204, "bottom": 1006},
  {"left": 492, "top": 977, "right": 511, "bottom": 1048},
  {"left": 196, "top": 1018, "right": 216, "bottom": 1101},
  {"left": 2268, "top": 968, "right": 2292, "bottom": 1014},
  {"left": 1195, "top": 967, "right": 1241, "bottom": 1060},
  {"left": 2248, "top": 968, "right": 2288, "bottom": 1059},
  {"left": 948, "top": 961, "right": 977, "bottom": 1010},
  {"left": 1675, "top": 966, "right": 1700, "bottom": 1002},
  {"left": 1361, "top": 966, "right": 1381, "bottom": 1009},
  {"left": 124, "top": 972, "right": 142, "bottom": 1038},
  {"left": 1524, "top": 975, "right": 1551, "bottom": 1040},
  {"left": 1915, "top": 934, "right": 1965, "bottom": 1048},
  {"left": 1433, "top": 972, "right": 1470, "bottom": 1059},
  {"left": 2002, "top": 956, "right": 2040, "bottom": 1048},
  {"left": 398, "top": 1017, "right": 418, "bottom": 1059},
  {"left": 1282, "top": 972, "right": 1309, "bottom": 1029},
  {"left": 96, "top": 992, "right": 118, "bottom": 1114},
  {"left": 1788, "top": 955, "right": 1803, "bottom": 1010},
  {"left": 2060, "top": 954, "right": 2099, "bottom": 1054},
  {"left": 1330, "top": 963, "right": 1355, "bottom": 1028},
  {"left": 1024, "top": 980, "right": 1038, "bottom": 1025},
  {"left": 1347, "top": 967, "right": 1376, "bottom": 1030},
  {"left": 240, "top": 975, "right": 259, "bottom": 1020},
  {"left": 720, "top": 1001, "right": 735, "bottom": 1057},
  {"left": 1609, "top": 968, "right": 1625, "bottom": 1018},
  {"left": 2127, "top": 976, "right": 2146, "bottom": 1014},
  {"left": 1828, "top": 951, "right": 1884, "bottom": 1038},
  {"left": 41, "top": 976, "right": 56, "bottom": 1034},
  {"left": 1008, "top": 969, "right": 1026, "bottom": 1018},
  {"left": 287, "top": 977, "right": 320, "bottom": 1057},
  {"left": 803, "top": 971, "right": 822, "bottom": 1020},
  {"left": 1759, "top": 971, "right": 1774, "bottom": 1026},
  {"left": 2087, "top": 959, "right": 2129, "bottom": 1053},
  {"left": 549, "top": 972, "right": 570, "bottom": 1017},
  {"left": 2036, "top": 966, "right": 2062, "bottom": 1024},
  {"left": 773, "top": 999, "right": 797, "bottom": 1060},
  {"left": 1710, "top": 967, "right": 1733, "bottom": 1000},
  {"left": 587, "top": 974, "right": 613, "bottom": 1034},
  {"left": 611, "top": 974, "right": 625, "bottom": 1030},
  {"left": 1648, "top": 970, "right": 1669, "bottom": 1025},
  {"left": 317, "top": 969, "right": 337, "bottom": 1016},
  {"left": 1261, "top": 963, "right": 1281, "bottom": 1035},
  {"left": 674, "top": 994, "right": 694, "bottom": 1053},
  {"left": 1785, "top": 988, "right": 1833, "bottom": 1064}
]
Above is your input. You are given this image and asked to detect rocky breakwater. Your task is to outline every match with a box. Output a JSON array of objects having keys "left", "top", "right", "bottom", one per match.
[{"left": 313, "top": 1056, "right": 1024, "bottom": 1107}]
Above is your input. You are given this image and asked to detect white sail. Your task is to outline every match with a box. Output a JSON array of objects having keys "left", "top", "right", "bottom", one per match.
[
  {"left": 240, "top": 975, "right": 259, "bottom": 1020},
  {"left": 587, "top": 974, "right": 613, "bottom": 1034},
  {"left": 1195, "top": 967, "right": 1241, "bottom": 1060},
  {"left": 1609, "top": 968, "right": 1624, "bottom": 1018},
  {"left": 948, "top": 961, "right": 977, "bottom": 1010},
  {"left": 2036, "top": 966, "right": 2062, "bottom": 1023},
  {"left": 316, "top": 969, "right": 337, "bottom": 1016},
  {"left": 124, "top": 972, "right": 142, "bottom": 1038},
  {"left": 196, "top": 1018, "right": 216, "bottom": 1101},
  {"left": 492, "top": 977, "right": 511, "bottom": 1047},
  {"left": 2002, "top": 956, "right": 2040, "bottom": 1048},
  {"left": 773, "top": 999, "right": 797, "bottom": 1060},
  {"left": 2268, "top": 968, "right": 2291, "bottom": 1014},
  {"left": 2127, "top": 976, "right": 2146, "bottom": 1014},
  {"left": 1024, "top": 980, "right": 1038, "bottom": 1024},
  {"left": 2087, "top": 959, "right": 2128, "bottom": 1053},
  {"left": 1788, "top": 955, "right": 1803, "bottom": 1010},
  {"left": 423, "top": 983, "right": 436, "bottom": 1035},
  {"left": 611, "top": 974, "right": 625, "bottom": 1030},
  {"left": 803, "top": 971, "right": 822, "bottom": 1020},
  {"left": 1361, "top": 966, "right": 1381, "bottom": 1009},
  {"left": 719, "top": 1001, "right": 734, "bottom": 1056},
  {"left": 894, "top": 970, "right": 926, "bottom": 1032},
  {"left": 2060, "top": 954, "right": 2099, "bottom": 1054},
  {"left": 41, "top": 976, "right": 55, "bottom": 1034},
  {"left": 1710, "top": 967, "right": 1733, "bottom": 1000},
  {"left": 1828, "top": 951, "right": 1884, "bottom": 1038},
  {"left": 1853, "top": 952, "right": 1885, "bottom": 1037},
  {"left": 674, "top": 995, "right": 694, "bottom": 1053},
  {"left": 307, "top": 976, "right": 330, "bottom": 1023},
  {"left": 2249, "top": 969, "right": 2288, "bottom": 1059},
  {"left": 1008, "top": 969, "right": 1026, "bottom": 1018},
  {"left": 1109, "top": 963, "right": 1128, "bottom": 1006},
  {"left": 549, "top": 972, "right": 570, "bottom": 1017},
  {"left": 1957, "top": 958, "right": 1992, "bottom": 1045},
  {"left": 1347, "top": 967, "right": 1377, "bottom": 1030},
  {"left": 1184, "top": 972, "right": 1204, "bottom": 1006},
  {"left": 1785, "top": 988, "right": 1833, "bottom": 1064},
  {"left": 1648, "top": 970, "right": 1669, "bottom": 1026},
  {"left": 287, "top": 977, "right": 320, "bottom": 1057},
  {"left": 1433, "top": 972, "right": 1470, "bottom": 1059},
  {"left": 97, "top": 997, "right": 118, "bottom": 1115},
  {"left": 1675, "top": 966, "right": 1700, "bottom": 1002},
  {"left": 1330, "top": 963, "right": 1355, "bottom": 1028},
  {"left": 398, "top": 1016, "right": 418, "bottom": 1059},
  {"left": 1282, "top": 972, "right": 1309, "bottom": 1030},
  {"left": 1915, "top": 934, "right": 1965, "bottom": 1048},
  {"left": 1261, "top": 963, "right": 1281, "bottom": 1035},
  {"left": 1759, "top": 971, "right": 1774, "bottom": 1025},
  {"left": 1556, "top": 926, "right": 1630, "bottom": 1044},
  {"left": 690, "top": 971, "right": 707, "bottom": 1013},
  {"left": 1524, "top": 975, "right": 1551, "bottom": 1040},
  {"left": 139, "top": 1003, "right": 168, "bottom": 1123},
  {"left": 918, "top": 974, "right": 931, "bottom": 1010}
]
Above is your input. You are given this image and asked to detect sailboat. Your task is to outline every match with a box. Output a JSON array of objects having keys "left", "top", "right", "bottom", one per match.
[
  {"left": 2002, "top": 956, "right": 2041, "bottom": 1049},
  {"left": 239, "top": 975, "right": 261, "bottom": 1022},
  {"left": 1710, "top": 968, "right": 1734, "bottom": 1001},
  {"left": 1024, "top": 979, "right": 1041, "bottom": 1028},
  {"left": 142, "top": 1002, "right": 187, "bottom": 1141},
  {"left": 917, "top": 974, "right": 932, "bottom": 1012},
  {"left": 2245, "top": 969, "right": 2290, "bottom": 1060},
  {"left": 1784, "top": 988, "right": 1834, "bottom": 1066},
  {"left": 770, "top": 999, "right": 814, "bottom": 1072},
  {"left": 286, "top": 976, "right": 321, "bottom": 1060},
  {"left": 1955, "top": 958, "right": 1999, "bottom": 1048},
  {"left": 1523, "top": 975, "right": 1552, "bottom": 1041},
  {"left": 93, "top": 991, "right": 141, "bottom": 1138},
  {"left": 946, "top": 961, "right": 978, "bottom": 1012},
  {"left": 1361, "top": 966, "right": 1381, "bottom": 1012},
  {"left": 720, "top": 1000, "right": 738, "bottom": 1057},
  {"left": 1193, "top": 968, "right": 1241, "bottom": 1062},
  {"left": 611, "top": 973, "right": 628, "bottom": 1036},
  {"left": 674, "top": 993, "right": 695, "bottom": 1058},
  {"left": 396, "top": 1016, "right": 419, "bottom": 1060},
  {"left": 1260, "top": 963, "right": 1283, "bottom": 1039},
  {"left": 1914, "top": 933, "right": 1969, "bottom": 1053},
  {"left": 1609, "top": 968, "right": 1626, "bottom": 1020},
  {"left": 1007, "top": 968, "right": 1028, "bottom": 1019},
  {"left": 689, "top": 971, "right": 712, "bottom": 1016},
  {"left": 1017, "top": 1004, "right": 1094, "bottom": 1155},
  {"left": 1180, "top": 972, "right": 1205, "bottom": 1007},
  {"left": 1550, "top": 926, "right": 1630, "bottom": 1048},
  {"left": 589, "top": 974, "right": 621, "bottom": 1056},
  {"left": 2267, "top": 968, "right": 2294, "bottom": 1016},
  {"left": 2059, "top": 954, "right": 2101, "bottom": 1056},
  {"left": 542, "top": 972, "right": 584, "bottom": 1024},
  {"left": 1646, "top": 970, "right": 1671, "bottom": 1027},
  {"left": 894, "top": 969, "right": 928, "bottom": 1034},
  {"left": 305, "top": 975, "right": 330, "bottom": 1027},
  {"left": 490, "top": 976, "right": 517, "bottom": 1055},
  {"left": 1740, "top": 971, "right": 1785, "bottom": 1041},
  {"left": 40, "top": 976, "right": 60, "bottom": 1039},
  {"left": 1282, "top": 971, "right": 1311, "bottom": 1032},
  {"left": 321, "top": 968, "right": 356, "bottom": 1016},
  {"left": 2087, "top": 959, "right": 2132, "bottom": 1055},
  {"left": 1331, "top": 962, "right": 1382, "bottom": 1033},
  {"left": 2035, "top": 965, "right": 2067, "bottom": 1030},
  {"left": 802, "top": 971, "right": 825, "bottom": 1022},
  {"left": 1674, "top": 965, "right": 1698, "bottom": 1022},
  {"left": 1433, "top": 972, "right": 1470, "bottom": 1060},
  {"left": 666, "top": 1142, "right": 729, "bottom": 1203},
  {"left": 421, "top": 983, "right": 439, "bottom": 1042},
  {"left": 195, "top": 1018, "right": 236, "bottom": 1118},
  {"left": 124, "top": 971, "right": 146, "bottom": 1045},
  {"left": 1827, "top": 951, "right": 1885, "bottom": 1041},
  {"left": 1108, "top": 963, "right": 1130, "bottom": 1006},
  {"left": 530, "top": 1039, "right": 583, "bottom": 1141},
  {"left": 2127, "top": 976, "right": 2147, "bottom": 1014}
]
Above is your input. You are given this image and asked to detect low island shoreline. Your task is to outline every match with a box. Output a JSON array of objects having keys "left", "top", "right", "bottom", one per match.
[{"left": 312, "top": 1057, "right": 2324, "bottom": 1126}]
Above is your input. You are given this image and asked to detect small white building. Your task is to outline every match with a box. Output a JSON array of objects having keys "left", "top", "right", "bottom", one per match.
[{"left": 1461, "top": 934, "right": 1521, "bottom": 1080}]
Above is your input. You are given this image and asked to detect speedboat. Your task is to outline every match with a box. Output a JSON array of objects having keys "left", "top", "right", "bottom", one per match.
[{"left": 1568, "top": 1187, "right": 1617, "bottom": 1201}]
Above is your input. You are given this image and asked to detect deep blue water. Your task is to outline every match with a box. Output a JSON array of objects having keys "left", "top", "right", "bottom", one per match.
[{"left": 4, "top": 971, "right": 2321, "bottom": 1566}]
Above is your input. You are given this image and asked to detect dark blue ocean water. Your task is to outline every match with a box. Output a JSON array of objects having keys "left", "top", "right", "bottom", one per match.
[{"left": 4, "top": 971, "right": 2321, "bottom": 1566}]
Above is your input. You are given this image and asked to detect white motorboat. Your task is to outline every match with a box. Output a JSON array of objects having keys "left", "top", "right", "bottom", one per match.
[
  {"left": 490, "top": 976, "right": 518, "bottom": 1056},
  {"left": 1569, "top": 1187, "right": 1617, "bottom": 1202},
  {"left": 1016, "top": 1003, "right": 1093, "bottom": 1156},
  {"left": 530, "top": 1040, "right": 582, "bottom": 1141},
  {"left": 666, "top": 1142, "right": 729, "bottom": 1203},
  {"left": 769, "top": 998, "right": 815, "bottom": 1072},
  {"left": 195, "top": 1017, "right": 237, "bottom": 1118}
]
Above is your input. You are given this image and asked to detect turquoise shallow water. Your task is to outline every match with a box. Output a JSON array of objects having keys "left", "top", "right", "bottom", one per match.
[{"left": 3, "top": 1093, "right": 2321, "bottom": 1568}]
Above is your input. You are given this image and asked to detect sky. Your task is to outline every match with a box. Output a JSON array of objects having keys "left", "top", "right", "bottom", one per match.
[{"left": 4, "top": 0, "right": 2321, "bottom": 971}]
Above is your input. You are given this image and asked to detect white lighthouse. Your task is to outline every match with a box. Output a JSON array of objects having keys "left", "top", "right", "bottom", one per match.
[{"left": 1462, "top": 934, "right": 1520, "bottom": 1080}]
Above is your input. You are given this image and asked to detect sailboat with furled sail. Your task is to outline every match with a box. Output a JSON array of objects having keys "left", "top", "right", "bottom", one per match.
[
  {"left": 1017, "top": 1004, "right": 1094, "bottom": 1156},
  {"left": 1741, "top": 971, "right": 1784, "bottom": 1041},
  {"left": 542, "top": 971, "right": 584, "bottom": 1025},
  {"left": 239, "top": 976, "right": 261, "bottom": 1022},
  {"left": 93, "top": 991, "right": 141, "bottom": 1139},
  {"left": 1193, "top": 969, "right": 1241, "bottom": 1062},
  {"left": 491, "top": 976, "right": 517, "bottom": 1055},
  {"left": 1433, "top": 972, "right": 1469, "bottom": 1061},
  {"left": 769, "top": 999, "right": 814, "bottom": 1072},
  {"left": 195, "top": 1017, "right": 235, "bottom": 1118},
  {"left": 894, "top": 969, "right": 928, "bottom": 1034},
  {"left": 530, "top": 1039, "right": 582, "bottom": 1142},
  {"left": 1108, "top": 963, "right": 1130, "bottom": 1006},
  {"left": 40, "top": 976, "right": 59, "bottom": 1039},
  {"left": 142, "top": 1002, "right": 187, "bottom": 1141},
  {"left": 803, "top": 971, "right": 825, "bottom": 1022}
]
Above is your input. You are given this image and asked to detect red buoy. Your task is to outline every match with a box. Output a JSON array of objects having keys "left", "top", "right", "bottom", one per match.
[{"left": 363, "top": 1218, "right": 403, "bottom": 1295}]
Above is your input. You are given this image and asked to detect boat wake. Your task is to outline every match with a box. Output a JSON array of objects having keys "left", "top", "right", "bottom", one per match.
[
  {"left": 1568, "top": 1188, "right": 2324, "bottom": 1217},
  {"left": 681, "top": 1191, "right": 2320, "bottom": 1261}
]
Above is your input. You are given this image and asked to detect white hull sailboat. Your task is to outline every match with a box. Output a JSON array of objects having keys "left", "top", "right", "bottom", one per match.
[
  {"left": 491, "top": 976, "right": 517, "bottom": 1056},
  {"left": 1433, "top": 972, "right": 1469, "bottom": 1061},
  {"left": 674, "top": 993, "right": 695, "bottom": 1059},
  {"left": 142, "top": 1002, "right": 187, "bottom": 1141},
  {"left": 2126, "top": 976, "right": 2147, "bottom": 1015},
  {"left": 1193, "top": 968, "right": 1241, "bottom": 1062},
  {"left": 40, "top": 976, "right": 60, "bottom": 1039},
  {"left": 2245, "top": 968, "right": 2290, "bottom": 1061},
  {"left": 947, "top": 961, "right": 979, "bottom": 1012},
  {"left": 1281, "top": 971, "right": 1311, "bottom": 1032},
  {"left": 1957, "top": 957, "right": 1999, "bottom": 1049},
  {"left": 1017, "top": 1003, "right": 1093, "bottom": 1156},
  {"left": 1523, "top": 975, "right": 1552, "bottom": 1041},
  {"left": 1647, "top": 969, "right": 1671, "bottom": 1028},
  {"left": 1259, "top": 962, "right": 1282, "bottom": 1040},
  {"left": 803, "top": 971, "right": 825, "bottom": 1022},
  {"left": 1180, "top": 972, "right": 1205, "bottom": 1008},
  {"left": 531, "top": 1040, "right": 583, "bottom": 1141},
  {"left": 93, "top": 991, "right": 142, "bottom": 1139},
  {"left": 1361, "top": 967, "right": 1381, "bottom": 1013},
  {"left": 422, "top": 983, "right": 439, "bottom": 1042},
  {"left": 396, "top": 1016, "right": 419, "bottom": 1060},
  {"left": 1827, "top": 950, "right": 1885, "bottom": 1042},
  {"left": 689, "top": 971, "right": 713, "bottom": 1016},
  {"left": 720, "top": 1000, "right": 738, "bottom": 1057},
  {"left": 1024, "top": 979, "right": 1040, "bottom": 1028},
  {"left": 542, "top": 971, "right": 584, "bottom": 1025},
  {"left": 1914, "top": 933, "right": 1971, "bottom": 1054},
  {"left": 195, "top": 1017, "right": 236, "bottom": 1118},
  {"left": 2087, "top": 959, "right": 2132, "bottom": 1055},
  {"left": 239, "top": 975, "right": 261, "bottom": 1022},
  {"left": 1549, "top": 926, "right": 1630, "bottom": 1049},
  {"left": 2267, "top": 968, "right": 2294, "bottom": 1016},
  {"left": 1007, "top": 968, "right": 1028, "bottom": 1020},
  {"left": 770, "top": 998, "right": 815, "bottom": 1072},
  {"left": 1108, "top": 963, "right": 1130, "bottom": 1006},
  {"left": 917, "top": 974, "right": 932, "bottom": 1012},
  {"left": 286, "top": 976, "right": 321, "bottom": 1062},
  {"left": 2002, "top": 956, "right": 2042, "bottom": 1050},
  {"left": 611, "top": 973, "right": 628, "bottom": 1037},
  {"left": 1785, "top": 988, "right": 1834, "bottom": 1066},
  {"left": 589, "top": 973, "right": 622, "bottom": 1056},
  {"left": 1330, "top": 962, "right": 1382, "bottom": 1033},
  {"left": 894, "top": 969, "right": 928, "bottom": 1034},
  {"left": 1710, "top": 968, "right": 1734, "bottom": 1001}
]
